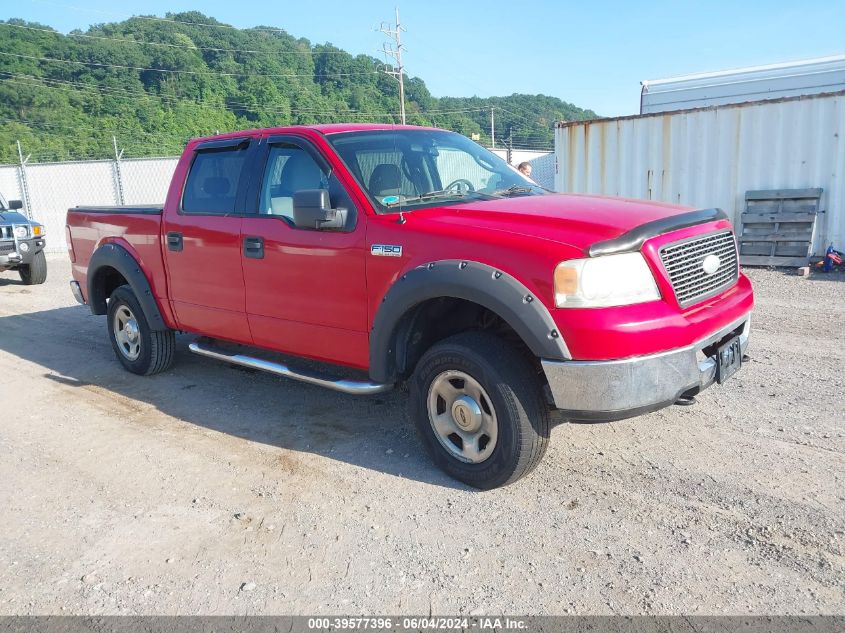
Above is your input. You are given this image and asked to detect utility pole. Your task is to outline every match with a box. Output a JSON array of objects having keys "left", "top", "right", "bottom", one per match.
[
  {"left": 379, "top": 7, "right": 406, "bottom": 125},
  {"left": 16, "top": 140, "right": 32, "bottom": 218},
  {"left": 506, "top": 124, "right": 513, "bottom": 165},
  {"left": 112, "top": 136, "right": 125, "bottom": 206},
  {"left": 490, "top": 107, "right": 495, "bottom": 147}
]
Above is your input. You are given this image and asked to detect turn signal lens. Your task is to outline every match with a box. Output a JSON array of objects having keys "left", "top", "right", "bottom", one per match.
[
  {"left": 553, "top": 264, "right": 578, "bottom": 295},
  {"left": 31, "top": 225, "right": 43, "bottom": 236}
]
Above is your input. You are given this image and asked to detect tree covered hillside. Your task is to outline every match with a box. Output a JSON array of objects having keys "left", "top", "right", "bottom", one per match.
[{"left": 0, "top": 13, "right": 598, "bottom": 163}]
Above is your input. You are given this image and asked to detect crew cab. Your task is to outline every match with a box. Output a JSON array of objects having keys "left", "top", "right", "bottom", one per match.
[
  {"left": 66, "top": 124, "right": 753, "bottom": 489},
  {"left": 1, "top": 193, "right": 47, "bottom": 285}
]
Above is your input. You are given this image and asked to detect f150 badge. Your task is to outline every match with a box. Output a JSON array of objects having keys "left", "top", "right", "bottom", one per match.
[{"left": 371, "top": 244, "right": 403, "bottom": 257}]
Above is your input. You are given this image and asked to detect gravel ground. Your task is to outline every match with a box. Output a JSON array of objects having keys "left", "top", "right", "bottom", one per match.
[{"left": 0, "top": 255, "right": 843, "bottom": 615}]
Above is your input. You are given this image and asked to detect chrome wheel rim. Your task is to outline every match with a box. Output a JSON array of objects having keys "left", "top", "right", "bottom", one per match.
[
  {"left": 113, "top": 305, "right": 141, "bottom": 361},
  {"left": 426, "top": 370, "right": 498, "bottom": 464}
]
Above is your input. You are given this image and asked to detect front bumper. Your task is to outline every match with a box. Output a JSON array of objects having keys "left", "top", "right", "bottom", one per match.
[
  {"left": 542, "top": 314, "right": 751, "bottom": 421},
  {"left": 0, "top": 237, "right": 46, "bottom": 267}
]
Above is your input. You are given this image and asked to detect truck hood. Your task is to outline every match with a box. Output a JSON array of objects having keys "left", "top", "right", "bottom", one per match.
[
  {"left": 414, "top": 193, "right": 694, "bottom": 253},
  {"left": 0, "top": 211, "right": 29, "bottom": 224}
]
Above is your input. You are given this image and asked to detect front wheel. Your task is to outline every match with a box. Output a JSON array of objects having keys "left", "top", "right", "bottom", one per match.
[
  {"left": 19, "top": 250, "right": 47, "bottom": 285},
  {"left": 409, "top": 332, "right": 550, "bottom": 489},
  {"left": 107, "top": 284, "right": 175, "bottom": 375}
]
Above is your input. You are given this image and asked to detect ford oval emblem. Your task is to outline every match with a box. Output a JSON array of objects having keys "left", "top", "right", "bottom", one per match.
[{"left": 702, "top": 254, "right": 721, "bottom": 275}]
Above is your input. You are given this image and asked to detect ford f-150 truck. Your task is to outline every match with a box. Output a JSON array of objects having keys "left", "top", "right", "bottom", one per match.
[{"left": 66, "top": 124, "right": 753, "bottom": 489}]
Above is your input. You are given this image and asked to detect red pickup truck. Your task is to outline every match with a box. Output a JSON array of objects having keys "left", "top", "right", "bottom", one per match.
[{"left": 66, "top": 124, "right": 753, "bottom": 489}]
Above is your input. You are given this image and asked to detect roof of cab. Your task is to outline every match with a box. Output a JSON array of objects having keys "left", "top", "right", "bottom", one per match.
[{"left": 190, "top": 123, "right": 443, "bottom": 145}]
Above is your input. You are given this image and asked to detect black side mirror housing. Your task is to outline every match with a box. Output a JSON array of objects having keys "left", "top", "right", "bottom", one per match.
[
  {"left": 8, "top": 199, "right": 23, "bottom": 210},
  {"left": 292, "top": 189, "right": 346, "bottom": 230}
]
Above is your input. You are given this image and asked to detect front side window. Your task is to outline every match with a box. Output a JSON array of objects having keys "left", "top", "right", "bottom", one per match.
[
  {"left": 182, "top": 143, "right": 249, "bottom": 214},
  {"left": 258, "top": 141, "right": 357, "bottom": 229},
  {"left": 327, "top": 129, "right": 546, "bottom": 213},
  {"left": 259, "top": 144, "right": 328, "bottom": 219}
]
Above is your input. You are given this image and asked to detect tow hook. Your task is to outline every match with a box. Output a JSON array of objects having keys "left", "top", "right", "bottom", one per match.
[{"left": 675, "top": 387, "right": 698, "bottom": 406}]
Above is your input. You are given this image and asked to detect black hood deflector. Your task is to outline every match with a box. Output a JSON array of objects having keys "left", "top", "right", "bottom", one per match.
[{"left": 588, "top": 208, "right": 729, "bottom": 257}]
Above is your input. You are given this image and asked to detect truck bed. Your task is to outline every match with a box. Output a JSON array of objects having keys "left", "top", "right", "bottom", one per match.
[{"left": 66, "top": 205, "right": 169, "bottom": 315}]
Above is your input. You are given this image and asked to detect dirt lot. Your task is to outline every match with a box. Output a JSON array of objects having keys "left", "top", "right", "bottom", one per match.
[{"left": 0, "top": 255, "right": 843, "bottom": 615}]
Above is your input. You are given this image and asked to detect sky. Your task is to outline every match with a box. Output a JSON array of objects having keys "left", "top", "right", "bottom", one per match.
[{"left": 2, "top": 0, "right": 844, "bottom": 116}]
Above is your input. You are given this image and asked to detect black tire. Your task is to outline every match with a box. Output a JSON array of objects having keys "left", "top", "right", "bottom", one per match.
[
  {"left": 107, "top": 284, "right": 175, "bottom": 375},
  {"left": 19, "top": 250, "right": 47, "bottom": 285},
  {"left": 409, "top": 331, "right": 550, "bottom": 489}
]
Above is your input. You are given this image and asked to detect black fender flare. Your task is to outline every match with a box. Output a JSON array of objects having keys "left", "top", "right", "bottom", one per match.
[
  {"left": 87, "top": 243, "right": 168, "bottom": 331},
  {"left": 369, "top": 259, "right": 571, "bottom": 383}
]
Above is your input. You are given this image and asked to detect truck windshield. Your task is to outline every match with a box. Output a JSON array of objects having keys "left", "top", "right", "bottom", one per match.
[{"left": 326, "top": 129, "right": 546, "bottom": 213}]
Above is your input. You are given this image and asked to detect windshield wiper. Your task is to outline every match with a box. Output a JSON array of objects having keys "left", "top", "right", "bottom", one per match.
[
  {"left": 492, "top": 185, "right": 537, "bottom": 197},
  {"left": 383, "top": 189, "right": 468, "bottom": 207}
]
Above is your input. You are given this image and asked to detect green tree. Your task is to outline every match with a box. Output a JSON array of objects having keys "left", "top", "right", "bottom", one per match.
[{"left": 0, "top": 14, "right": 598, "bottom": 163}]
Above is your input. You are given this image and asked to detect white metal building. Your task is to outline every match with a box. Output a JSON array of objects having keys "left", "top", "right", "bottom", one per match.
[
  {"left": 640, "top": 55, "right": 845, "bottom": 114},
  {"left": 555, "top": 90, "right": 845, "bottom": 257}
]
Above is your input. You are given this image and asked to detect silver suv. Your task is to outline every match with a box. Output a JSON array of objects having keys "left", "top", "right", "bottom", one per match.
[{"left": 0, "top": 193, "right": 47, "bottom": 285}]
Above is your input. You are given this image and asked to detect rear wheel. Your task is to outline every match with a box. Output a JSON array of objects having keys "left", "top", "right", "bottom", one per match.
[
  {"left": 19, "top": 250, "right": 47, "bottom": 285},
  {"left": 107, "top": 284, "right": 175, "bottom": 375},
  {"left": 409, "top": 331, "right": 550, "bottom": 489}
]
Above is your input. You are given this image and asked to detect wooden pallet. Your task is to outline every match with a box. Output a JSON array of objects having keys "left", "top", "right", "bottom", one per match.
[{"left": 738, "top": 188, "right": 822, "bottom": 267}]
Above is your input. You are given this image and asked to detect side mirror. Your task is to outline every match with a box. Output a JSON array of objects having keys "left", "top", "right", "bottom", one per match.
[
  {"left": 292, "top": 189, "right": 347, "bottom": 230},
  {"left": 8, "top": 199, "right": 23, "bottom": 210}
]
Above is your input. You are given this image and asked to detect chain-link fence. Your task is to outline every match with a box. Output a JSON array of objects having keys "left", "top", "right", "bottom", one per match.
[
  {"left": 2, "top": 148, "right": 553, "bottom": 254},
  {"left": 0, "top": 156, "right": 178, "bottom": 252}
]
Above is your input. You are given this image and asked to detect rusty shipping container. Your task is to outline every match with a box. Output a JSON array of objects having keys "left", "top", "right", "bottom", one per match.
[{"left": 555, "top": 90, "right": 845, "bottom": 257}]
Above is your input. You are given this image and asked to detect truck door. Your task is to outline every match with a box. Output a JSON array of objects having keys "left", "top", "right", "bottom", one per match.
[
  {"left": 240, "top": 135, "right": 369, "bottom": 369},
  {"left": 162, "top": 137, "right": 255, "bottom": 344}
]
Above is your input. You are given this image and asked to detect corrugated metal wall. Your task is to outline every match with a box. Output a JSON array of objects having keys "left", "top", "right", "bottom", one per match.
[{"left": 555, "top": 92, "right": 845, "bottom": 256}]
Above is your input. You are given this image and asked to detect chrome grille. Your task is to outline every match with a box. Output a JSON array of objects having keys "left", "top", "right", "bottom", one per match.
[
  {"left": 659, "top": 231, "right": 739, "bottom": 307},
  {"left": 0, "top": 226, "right": 12, "bottom": 240}
]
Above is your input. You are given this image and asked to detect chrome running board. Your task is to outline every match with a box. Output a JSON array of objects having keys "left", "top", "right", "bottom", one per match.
[{"left": 188, "top": 340, "right": 393, "bottom": 395}]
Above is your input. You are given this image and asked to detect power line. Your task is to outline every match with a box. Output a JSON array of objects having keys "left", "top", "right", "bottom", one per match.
[
  {"left": 0, "top": 75, "right": 382, "bottom": 119},
  {"left": 401, "top": 40, "right": 573, "bottom": 130},
  {"left": 0, "top": 51, "right": 382, "bottom": 79},
  {"left": 19, "top": 1, "right": 587, "bottom": 129},
  {"left": 0, "top": 117, "right": 203, "bottom": 147},
  {"left": 0, "top": 22, "right": 365, "bottom": 57},
  {"left": 402, "top": 43, "right": 552, "bottom": 123},
  {"left": 494, "top": 106, "right": 541, "bottom": 125},
  {"left": 0, "top": 72, "right": 490, "bottom": 119},
  {"left": 26, "top": 0, "right": 290, "bottom": 34}
]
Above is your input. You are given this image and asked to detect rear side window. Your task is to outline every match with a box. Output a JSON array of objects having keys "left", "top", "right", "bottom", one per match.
[{"left": 182, "top": 144, "right": 249, "bottom": 214}]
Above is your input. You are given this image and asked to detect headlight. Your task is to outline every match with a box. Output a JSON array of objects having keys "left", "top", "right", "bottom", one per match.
[
  {"left": 13, "top": 226, "right": 28, "bottom": 238},
  {"left": 554, "top": 252, "right": 660, "bottom": 308}
]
